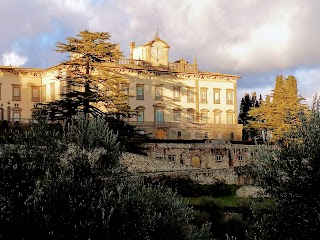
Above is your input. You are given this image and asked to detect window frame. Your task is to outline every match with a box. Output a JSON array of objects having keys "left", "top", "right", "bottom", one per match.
[
  {"left": 12, "top": 84, "right": 21, "bottom": 101},
  {"left": 136, "top": 84, "right": 144, "bottom": 100},
  {"left": 173, "top": 110, "right": 181, "bottom": 123},
  {"left": 50, "top": 82, "right": 55, "bottom": 101},
  {"left": 200, "top": 87, "right": 208, "bottom": 103},
  {"left": 187, "top": 109, "right": 195, "bottom": 123},
  {"left": 168, "top": 155, "right": 176, "bottom": 162},
  {"left": 227, "top": 111, "right": 234, "bottom": 124},
  {"left": 226, "top": 89, "right": 234, "bottom": 105},
  {"left": 213, "top": 110, "right": 222, "bottom": 124},
  {"left": 215, "top": 155, "right": 222, "bottom": 162},
  {"left": 41, "top": 85, "right": 46, "bottom": 102},
  {"left": 155, "top": 85, "right": 164, "bottom": 101},
  {"left": 213, "top": 88, "right": 221, "bottom": 104},
  {"left": 31, "top": 86, "right": 41, "bottom": 102},
  {"left": 154, "top": 107, "right": 164, "bottom": 124},
  {"left": 200, "top": 110, "right": 209, "bottom": 123},
  {"left": 187, "top": 87, "right": 195, "bottom": 102},
  {"left": 173, "top": 86, "right": 181, "bottom": 101}
]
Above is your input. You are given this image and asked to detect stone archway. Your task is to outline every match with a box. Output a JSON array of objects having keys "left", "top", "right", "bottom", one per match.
[
  {"left": 191, "top": 156, "right": 201, "bottom": 168},
  {"left": 156, "top": 128, "right": 166, "bottom": 139}
]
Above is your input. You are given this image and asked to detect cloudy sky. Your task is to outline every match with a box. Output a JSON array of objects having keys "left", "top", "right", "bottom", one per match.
[{"left": 1, "top": 0, "right": 320, "bottom": 106}]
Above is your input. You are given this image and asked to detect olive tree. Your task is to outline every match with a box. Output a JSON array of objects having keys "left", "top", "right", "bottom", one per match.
[
  {"left": 247, "top": 98, "right": 320, "bottom": 240},
  {"left": 0, "top": 114, "right": 212, "bottom": 240}
]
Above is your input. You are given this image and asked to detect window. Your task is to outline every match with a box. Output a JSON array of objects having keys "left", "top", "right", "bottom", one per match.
[
  {"left": 213, "top": 88, "right": 220, "bottom": 104},
  {"left": 121, "top": 83, "right": 129, "bottom": 94},
  {"left": 136, "top": 106, "right": 145, "bottom": 122},
  {"left": 13, "top": 112, "right": 21, "bottom": 122},
  {"left": 187, "top": 87, "right": 194, "bottom": 102},
  {"left": 214, "top": 110, "right": 221, "bottom": 124},
  {"left": 137, "top": 111, "right": 144, "bottom": 121},
  {"left": 41, "top": 85, "right": 46, "bottom": 102},
  {"left": 200, "top": 88, "right": 207, "bottom": 102},
  {"left": 177, "top": 131, "right": 182, "bottom": 139},
  {"left": 12, "top": 84, "right": 21, "bottom": 101},
  {"left": 191, "top": 131, "right": 195, "bottom": 139},
  {"left": 173, "top": 109, "right": 181, "bottom": 123},
  {"left": 187, "top": 109, "right": 195, "bottom": 123},
  {"left": 217, "top": 132, "right": 222, "bottom": 139},
  {"left": 227, "top": 111, "right": 234, "bottom": 124},
  {"left": 31, "top": 86, "right": 40, "bottom": 102},
  {"left": 204, "top": 132, "right": 208, "bottom": 139},
  {"left": 173, "top": 86, "right": 181, "bottom": 101},
  {"left": 136, "top": 84, "right": 144, "bottom": 100},
  {"left": 0, "top": 107, "right": 4, "bottom": 120},
  {"left": 155, "top": 108, "right": 164, "bottom": 124},
  {"left": 231, "top": 132, "right": 235, "bottom": 140},
  {"left": 7, "top": 106, "right": 11, "bottom": 121},
  {"left": 50, "top": 83, "right": 55, "bottom": 100},
  {"left": 155, "top": 85, "right": 163, "bottom": 100},
  {"left": 226, "top": 89, "right": 233, "bottom": 104},
  {"left": 200, "top": 110, "right": 209, "bottom": 123},
  {"left": 238, "top": 155, "right": 243, "bottom": 161},
  {"left": 215, "top": 155, "right": 222, "bottom": 162},
  {"left": 12, "top": 104, "right": 22, "bottom": 122},
  {"left": 168, "top": 155, "right": 176, "bottom": 161}
]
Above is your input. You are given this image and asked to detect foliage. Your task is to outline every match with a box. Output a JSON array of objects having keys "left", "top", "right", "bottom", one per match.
[
  {"left": 34, "top": 30, "right": 148, "bottom": 154},
  {"left": 144, "top": 175, "right": 240, "bottom": 197},
  {"left": 191, "top": 200, "right": 249, "bottom": 240},
  {"left": 238, "top": 92, "right": 261, "bottom": 140},
  {"left": 0, "top": 114, "right": 211, "bottom": 240},
  {"left": 38, "top": 30, "right": 130, "bottom": 119},
  {"left": 246, "top": 98, "right": 320, "bottom": 239},
  {"left": 248, "top": 75, "right": 306, "bottom": 141}
]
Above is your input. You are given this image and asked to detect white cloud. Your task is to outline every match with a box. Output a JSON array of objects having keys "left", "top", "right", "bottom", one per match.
[
  {"left": 2, "top": 0, "right": 320, "bottom": 97},
  {"left": 2, "top": 52, "right": 28, "bottom": 67},
  {"left": 292, "top": 68, "right": 320, "bottom": 106}
]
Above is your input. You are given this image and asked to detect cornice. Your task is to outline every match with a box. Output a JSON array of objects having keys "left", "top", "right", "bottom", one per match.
[
  {"left": 0, "top": 66, "right": 43, "bottom": 77},
  {"left": 109, "top": 66, "right": 240, "bottom": 81}
]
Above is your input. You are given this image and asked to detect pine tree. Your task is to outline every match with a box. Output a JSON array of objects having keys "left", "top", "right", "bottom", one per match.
[
  {"left": 248, "top": 75, "right": 305, "bottom": 141},
  {"left": 238, "top": 92, "right": 261, "bottom": 140},
  {"left": 35, "top": 30, "right": 148, "bottom": 153},
  {"left": 38, "top": 30, "right": 130, "bottom": 120}
]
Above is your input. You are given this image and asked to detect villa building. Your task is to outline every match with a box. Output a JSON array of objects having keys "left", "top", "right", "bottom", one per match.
[{"left": 0, "top": 34, "right": 242, "bottom": 140}]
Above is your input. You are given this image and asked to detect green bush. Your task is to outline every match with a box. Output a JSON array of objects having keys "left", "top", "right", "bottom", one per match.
[
  {"left": 0, "top": 114, "right": 212, "bottom": 240},
  {"left": 144, "top": 175, "right": 240, "bottom": 197},
  {"left": 246, "top": 101, "right": 320, "bottom": 240}
]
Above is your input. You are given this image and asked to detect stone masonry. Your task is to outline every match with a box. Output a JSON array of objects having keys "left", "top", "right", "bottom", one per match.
[{"left": 121, "top": 142, "right": 254, "bottom": 184}]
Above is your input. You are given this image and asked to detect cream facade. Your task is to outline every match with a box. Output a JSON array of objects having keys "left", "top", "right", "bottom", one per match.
[{"left": 0, "top": 34, "right": 242, "bottom": 140}]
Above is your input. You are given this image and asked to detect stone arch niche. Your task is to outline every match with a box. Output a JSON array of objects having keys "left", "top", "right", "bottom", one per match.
[{"left": 191, "top": 156, "right": 201, "bottom": 168}]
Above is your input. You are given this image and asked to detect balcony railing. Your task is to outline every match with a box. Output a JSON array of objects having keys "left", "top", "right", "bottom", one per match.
[
  {"left": 129, "top": 121, "right": 242, "bottom": 129},
  {"left": 104, "top": 58, "right": 198, "bottom": 73}
]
